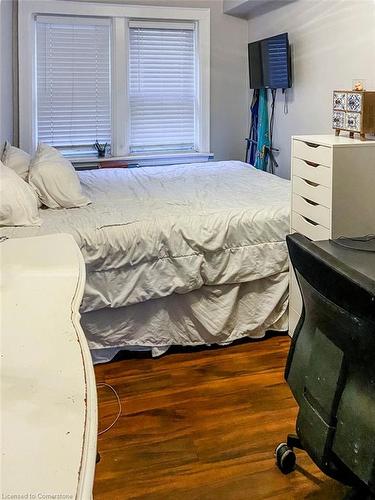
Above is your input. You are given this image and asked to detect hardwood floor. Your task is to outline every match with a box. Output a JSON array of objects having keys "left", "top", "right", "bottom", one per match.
[{"left": 93, "top": 334, "right": 348, "bottom": 500}]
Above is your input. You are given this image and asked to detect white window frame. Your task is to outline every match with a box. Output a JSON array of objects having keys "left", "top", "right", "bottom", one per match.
[{"left": 19, "top": 0, "right": 210, "bottom": 161}]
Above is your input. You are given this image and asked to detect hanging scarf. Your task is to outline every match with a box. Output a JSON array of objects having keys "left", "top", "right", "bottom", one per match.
[
  {"left": 254, "top": 88, "right": 270, "bottom": 171},
  {"left": 246, "top": 90, "right": 259, "bottom": 165}
]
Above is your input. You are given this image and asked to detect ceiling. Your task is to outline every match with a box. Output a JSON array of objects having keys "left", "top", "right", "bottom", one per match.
[{"left": 223, "top": 0, "right": 298, "bottom": 19}]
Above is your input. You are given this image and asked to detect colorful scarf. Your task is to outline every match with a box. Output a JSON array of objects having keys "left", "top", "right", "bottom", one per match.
[{"left": 254, "top": 88, "right": 270, "bottom": 171}]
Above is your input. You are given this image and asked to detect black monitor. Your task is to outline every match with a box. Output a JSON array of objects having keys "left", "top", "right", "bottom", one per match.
[{"left": 248, "top": 33, "right": 292, "bottom": 89}]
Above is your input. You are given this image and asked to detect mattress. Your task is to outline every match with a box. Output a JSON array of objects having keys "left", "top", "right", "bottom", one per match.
[{"left": 0, "top": 161, "right": 290, "bottom": 314}]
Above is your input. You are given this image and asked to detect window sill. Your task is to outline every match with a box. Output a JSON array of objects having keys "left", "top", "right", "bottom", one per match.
[
  {"left": 72, "top": 151, "right": 214, "bottom": 169},
  {"left": 69, "top": 152, "right": 214, "bottom": 170}
]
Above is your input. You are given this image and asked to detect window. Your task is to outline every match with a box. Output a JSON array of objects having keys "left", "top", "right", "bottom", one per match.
[
  {"left": 36, "top": 17, "right": 111, "bottom": 155},
  {"left": 129, "top": 22, "right": 196, "bottom": 154},
  {"left": 19, "top": 1, "right": 210, "bottom": 162}
]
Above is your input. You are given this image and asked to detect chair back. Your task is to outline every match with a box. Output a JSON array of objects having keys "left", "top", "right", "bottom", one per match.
[{"left": 286, "top": 233, "right": 375, "bottom": 490}]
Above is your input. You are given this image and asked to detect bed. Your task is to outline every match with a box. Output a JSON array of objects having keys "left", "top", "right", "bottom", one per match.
[{"left": 0, "top": 160, "right": 291, "bottom": 363}]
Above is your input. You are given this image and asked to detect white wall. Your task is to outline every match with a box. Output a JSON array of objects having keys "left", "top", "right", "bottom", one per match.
[
  {"left": 0, "top": 0, "right": 13, "bottom": 147},
  {"left": 31, "top": 0, "right": 250, "bottom": 161},
  {"left": 248, "top": 0, "right": 375, "bottom": 178}
]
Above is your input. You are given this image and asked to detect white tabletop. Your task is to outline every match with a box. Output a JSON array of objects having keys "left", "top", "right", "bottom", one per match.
[
  {"left": 292, "top": 134, "right": 375, "bottom": 147},
  {"left": 1, "top": 234, "right": 97, "bottom": 498}
]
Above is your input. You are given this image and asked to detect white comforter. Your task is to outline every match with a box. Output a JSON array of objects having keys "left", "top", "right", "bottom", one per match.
[{"left": 0, "top": 161, "right": 290, "bottom": 313}]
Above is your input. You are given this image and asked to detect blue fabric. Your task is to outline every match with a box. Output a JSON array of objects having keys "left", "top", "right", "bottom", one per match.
[
  {"left": 248, "top": 90, "right": 259, "bottom": 165},
  {"left": 254, "top": 88, "right": 270, "bottom": 171}
]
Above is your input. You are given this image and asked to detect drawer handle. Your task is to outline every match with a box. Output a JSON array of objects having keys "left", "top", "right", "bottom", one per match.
[
  {"left": 302, "top": 178, "right": 319, "bottom": 187},
  {"left": 302, "top": 215, "right": 318, "bottom": 226},
  {"left": 304, "top": 159, "right": 319, "bottom": 168},
  {"left": 303, "top": 197, "right": 318, "bottom": 206},
  {"left": 304, "top": 142, "right": 319, "bottom": 148}
]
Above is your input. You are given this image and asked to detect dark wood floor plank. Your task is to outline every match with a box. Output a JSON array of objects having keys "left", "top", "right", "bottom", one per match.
[{"left": 93, "top": 334, "right": 349, "bottom": 499}]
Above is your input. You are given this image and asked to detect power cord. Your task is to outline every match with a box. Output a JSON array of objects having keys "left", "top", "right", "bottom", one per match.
[
  {"left": 267, "top": 89, "right": 279, "bottom": 174},
  {"left": 97, "top": 383, "right": 122, "bottom": 435},
  {"left": 331, "top": 235, "right": 375, "bottom": 253},
  {"left": 283, "top": 88, "right": 289, "bottom": 114}
]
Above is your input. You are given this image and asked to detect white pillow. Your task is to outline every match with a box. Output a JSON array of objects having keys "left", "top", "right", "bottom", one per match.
[
  {"left": 29, "top": 144, "right": 90, "bottom": 209},
  {"left": 0, "top": 161, "right": 41, "bottom": 227},
  {"left": 1, "top": 141, "right": 31, "bottom": 180}
]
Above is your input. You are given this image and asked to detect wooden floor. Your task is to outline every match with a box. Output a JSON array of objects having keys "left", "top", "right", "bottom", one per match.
[{"left": 94, "top": 334, "right": 348, "bottom": 500}]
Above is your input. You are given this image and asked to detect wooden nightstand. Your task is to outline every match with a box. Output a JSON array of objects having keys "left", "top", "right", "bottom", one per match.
[{"left": 99, "top": 159, "right": 129, "bottom": 168}]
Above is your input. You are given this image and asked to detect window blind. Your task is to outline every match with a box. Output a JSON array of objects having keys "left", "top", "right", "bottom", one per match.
[
  {"left": 36, "top": 17, "right": 111, "bottom": 152},
  {"left": 129, "top": 22, "right": 197, "bottom": 154}
]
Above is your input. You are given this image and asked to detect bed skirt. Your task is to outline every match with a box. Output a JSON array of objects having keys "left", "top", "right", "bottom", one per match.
[{"left": 81, "top": 271, "right": 289, "bottom": 364}]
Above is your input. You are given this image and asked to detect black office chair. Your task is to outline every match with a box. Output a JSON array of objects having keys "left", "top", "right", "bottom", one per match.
[{"left": 275, "top": 233, "right": 375, "bottom": 497}]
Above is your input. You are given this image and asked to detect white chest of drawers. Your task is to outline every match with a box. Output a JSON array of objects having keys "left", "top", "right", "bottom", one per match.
[
  {"left": 1, "top": 234, "right": 98, "bottom": 498},
  {"left": 289, "top": 134, "right": 375, "bottom": 335}
]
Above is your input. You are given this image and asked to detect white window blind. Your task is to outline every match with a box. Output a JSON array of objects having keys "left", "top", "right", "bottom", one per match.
[
  {"left": 129, "top": 21, "right": 197, "bottom": 154},
  {"left": 36, "top": 16, "right": 111, "bottom": 152}
]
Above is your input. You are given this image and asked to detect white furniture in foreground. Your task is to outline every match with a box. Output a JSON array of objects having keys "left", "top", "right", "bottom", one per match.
[
  {"left": 1, "top": 234, "right": 97, "bottom": 498},
  {"left": 289, "top": 134, "right": 375, "bottom": 335}
]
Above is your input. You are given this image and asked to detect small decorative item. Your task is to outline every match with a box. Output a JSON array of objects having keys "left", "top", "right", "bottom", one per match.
[
  {"left": 332, "top": 89, "right": 375, "bottom": 140},
  {"left": 93, "top": 141, "right": 108, "bottom": 158},
  {"left": 352, "top": 79, "right": 366, "bottom": 91}
]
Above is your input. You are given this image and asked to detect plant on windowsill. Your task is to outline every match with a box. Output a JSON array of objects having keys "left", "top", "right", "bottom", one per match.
[{"left": 94, "top": 141, "right": 108, "bottom": 158}]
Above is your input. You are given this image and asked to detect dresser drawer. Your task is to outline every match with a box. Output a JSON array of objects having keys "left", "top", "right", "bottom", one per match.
[
  {"left": 291, "top": 211, "right": 330, "bottom": 241},
  {"left": 293, "top": 176, "right": 331, "bottom": 208},
  {"left": 347, "top": 92, "right": 362, "bottom": 113},
  {"left": 345, "top": 112, "right": 361, "bottom": 132},
  {"left": 292, "top": 194, "right": 331, "bottom": 228},
  {"left": 293, "top": 139, "right": 332, "bottom": 167},
  {"left": 292, "top": 157, "right": 331, "bottom": 187}
]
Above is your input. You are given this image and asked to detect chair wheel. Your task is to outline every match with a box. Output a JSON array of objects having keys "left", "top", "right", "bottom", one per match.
[{"left": 275, "top": 442, "right": 296, "bottom": 474}]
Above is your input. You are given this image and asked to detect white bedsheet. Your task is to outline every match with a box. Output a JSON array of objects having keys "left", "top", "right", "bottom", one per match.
[
  {"left": 82, "top": 272, "right": 289, "bottom": 363},
  {"left": 0, "top": 161, "right": 290, "bottom": 314}
]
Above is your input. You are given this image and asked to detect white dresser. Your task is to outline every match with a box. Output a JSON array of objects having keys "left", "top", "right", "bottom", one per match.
[
  {"left": 1, "top": 234, "right": 97, "bottom": 498},
  {"left": 289, "top": 134, "right": 375, "bottom": 335}
]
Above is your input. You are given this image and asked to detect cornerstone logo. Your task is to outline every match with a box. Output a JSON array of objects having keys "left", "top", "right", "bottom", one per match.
[{"left": 1, "top": 494, "right": 74, "bottom": 500}]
